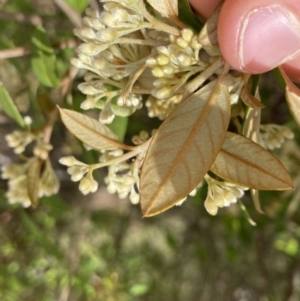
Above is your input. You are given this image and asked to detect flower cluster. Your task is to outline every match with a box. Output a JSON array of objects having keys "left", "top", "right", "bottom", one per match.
[
  {"left": 204, "top": 174, "right": 248, "bottom": 216},
  {"left": 1, "top": 159, "right": 59, "bottom": 207},
  {"left": 59, "top": 156, "right": 98, "bottom": 195},
  {"left": 2, "top": 117, "right": 59, "bottom": 207},
  {"left": 260, "top": 124, "right": 294, "bottom": 150},
  {"left": 61, "top": 0, "right": 296, "bottom": 218}
]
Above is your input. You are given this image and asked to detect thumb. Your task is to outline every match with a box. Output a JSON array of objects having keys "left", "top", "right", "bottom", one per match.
[{"left": 218, "top": 0, "right": 300, "bottom": 74}]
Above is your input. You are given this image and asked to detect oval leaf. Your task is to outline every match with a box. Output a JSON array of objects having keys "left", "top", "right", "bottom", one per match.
[
  {"left": 279, "top": 67, "right": 300, "bottom": 127},
  {"left": 140, "top": 83, "right": 231, "bottom": 217},
  {"left": 58, "top": 108, "right": 131, "bottom": 151},
  {"left": 27, "top": 158, "right": 43, "bottom": 208},
  {"left": 210, "top": 132, "right": 293, "bottom": 190}
]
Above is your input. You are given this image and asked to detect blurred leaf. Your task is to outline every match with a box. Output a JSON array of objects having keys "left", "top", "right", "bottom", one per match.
[
  {"left": 31, "top": 50, "right": 60, "bottom": 88},
  {"left": 27, "top": 158, "right": 43, "bottom": 208},
  {"left": 140, "top": 83, "right": 230, "bottom": 217},
  {"left": 58, "top": 107, "right": 132, "bottom": 151},
  {"left": 41, "top": 195, "right": 70, "bottom": 215},
  {"left": 147, "top": 0, "right": 178, "bottom": 18},
  {"left": 129, "top": 284, "right": 149, "bottom": 296},
  {"left": 210, "top": 132, "right": 293, "bottom": 190},
  {"left": 31, "top": 26, "right": 59, "bottom": 88},
  {"left": 55, "top": 48, "right": 74, "bottom": 77},
  {"left": 31, "top": 26, "right": 54, "bottom": 54},
  {"left": 178, "top": 0, "right": 202, "bottom": 31},
  {"left": 37, "top": 92, "right": 56, "bottom": 114},
  {"left": 19, "top": 210, "right": 63, "bottom": 259},
  {"left": 64, "top": 0, "right": 89, "bottom": 12},
  {"left": 107, "top": 116, "right": 128, "bottom": 141},
  {"left": 0, "top": 82, "right": 25, "bottom": 127}
]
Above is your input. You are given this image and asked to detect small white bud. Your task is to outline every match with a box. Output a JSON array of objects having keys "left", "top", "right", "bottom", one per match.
[
  {"left": 152, "top": 87, "right": 173, "bottom": 100},
  {"left": 152, "top": 67, "right": 165, "bottom": 78},
  {"left": 181, "top": 28, "right": 194, "bottom": 42},
  {"left": 204, "top": 198, "right": 218, "bottom": 216},
  {"left": 176, "top": 37, "right": 189, "bottom": 49},
  {"left": 96, "top": 28, "right": 119, "bottom": 42},
  {"left": 156, "top": 54, "right": 170, "bottom": 66},
  {"left": 79, "top": 43, "right": 108, "bottom": 56},
  {"left": 23, "top": 116, "right": 32, "bottom": 125}
]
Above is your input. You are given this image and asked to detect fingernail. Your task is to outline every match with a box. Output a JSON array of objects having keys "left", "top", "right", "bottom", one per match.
[{"left": 239, "top": 6, "right": 300, "bottom": 73}]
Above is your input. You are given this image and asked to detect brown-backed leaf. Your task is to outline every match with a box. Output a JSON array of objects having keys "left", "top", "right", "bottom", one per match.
[
  {"left": 279, "top": 67, "right": 300, "bottom": 126},
  {"left": 241, "top": 76, "right": 264, "bottom": 109},
  {"left": 210, "top": 132, "right": 293, "bottom": 190},
  {"left": 58, "top": 107, "right": 132, "bottom": 151},
  {"left": 27, "top": 158, "right": 43, "bottom": 208},
  {"left": 140, "top": 83, "right": 231, "bottom": 217},
  {"left": 147, "top": 0, "right": 178, "bottom": 18},
  {"left": 243, "top": 106, "right": 261, "bottom": 143}
]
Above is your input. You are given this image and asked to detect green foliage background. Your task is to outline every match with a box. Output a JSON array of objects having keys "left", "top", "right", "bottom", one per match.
[{"left": 1, "top": 0, "right": 300, "bottom": 300}]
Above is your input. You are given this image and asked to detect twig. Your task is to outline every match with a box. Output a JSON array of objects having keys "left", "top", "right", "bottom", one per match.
[
  {"left": 53, "top": 0, "right": 82, "bottom": 28},
  {"left": 0, "top": 47, "right": 31, "bottom": 60},
  {"left": 0, "top": 10, "right": 42, "bottom": 25},
  {"left": 0, "top": 40, "right": 77, "bottom": 60},
  {"left": 0, "top": 10, "right": 73, "bottom": 29}
]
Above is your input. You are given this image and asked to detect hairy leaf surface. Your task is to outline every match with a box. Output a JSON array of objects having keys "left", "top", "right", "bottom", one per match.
[
  {"left": 210, "top": 132, "right": 293, "bottom": 190},
  {"left": 140, "top": 84, "right": 231, "bottom": 217},
  {"left": 58, "top": 108, "right": 131, "bottom": 151},
  {"left": 280, "top": 67, "right": 300, "bottom": 126}
]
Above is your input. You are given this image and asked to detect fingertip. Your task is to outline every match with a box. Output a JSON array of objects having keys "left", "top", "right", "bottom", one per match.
[
  {"left": 218, "top": 0, "right": 300, "bottom": 74},
  {"left": 189, "top": 0, "right": 222, "bottom": 19}
]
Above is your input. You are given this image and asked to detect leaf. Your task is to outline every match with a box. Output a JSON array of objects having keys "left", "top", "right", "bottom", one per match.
[
  {"left": 31, "top": 49, "right": 59, "bottom": 88},
  {"left": 147, "top": 0, "right": 178, "bottom": 18},
  {"left": 27, "top": 158, "right": 43, "bottom": 208},
  {"left": 279, "top": 67, "right": 300, "bottom": 127},
  {"left": 31, "top": 26, "right": 54, "bottom": 54},
  {"left": 37, "top": 91, "right": 56, "bottom": 114},
  {"left": 58, "top": 107, "right": 132, "bottom": 151},
  {"left": 140, "top": 83, "right": 231, "bottom": 217},
  {"left": 178, "top": 0, "right": 202, "bottom": 32},
  {"left": 64, "top": 0, "right": 89, "bottom": 12},
  {"left": 241, "top": 76, "right": 264, "bottom": 109},
  {"left": 0, "top": 82, "right": 24, "bottom": 127},
  {"left": 210, "top": 132, "right": 293, "bottom": 190}
]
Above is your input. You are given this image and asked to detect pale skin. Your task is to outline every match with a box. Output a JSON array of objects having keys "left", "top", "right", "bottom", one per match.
[{"left": 189, "top": 0, "right": 300, "bottom": 82}]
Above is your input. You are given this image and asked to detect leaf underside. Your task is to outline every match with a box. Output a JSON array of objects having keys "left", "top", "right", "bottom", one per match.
[
  {"left": 280, "top": 67, "right": 300, "bottom": 127},
  {"left": 27, "top": 158, "right": 43, "bottom": 208},
  {"left": 58, "top": 108, "right": 129, "bottom": 151},
  {"left": 140, "top": 83, "right": 231, "bottom": 217},
  {"left": 210, "top": 132, "right": 293, "bottom": 190}
]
